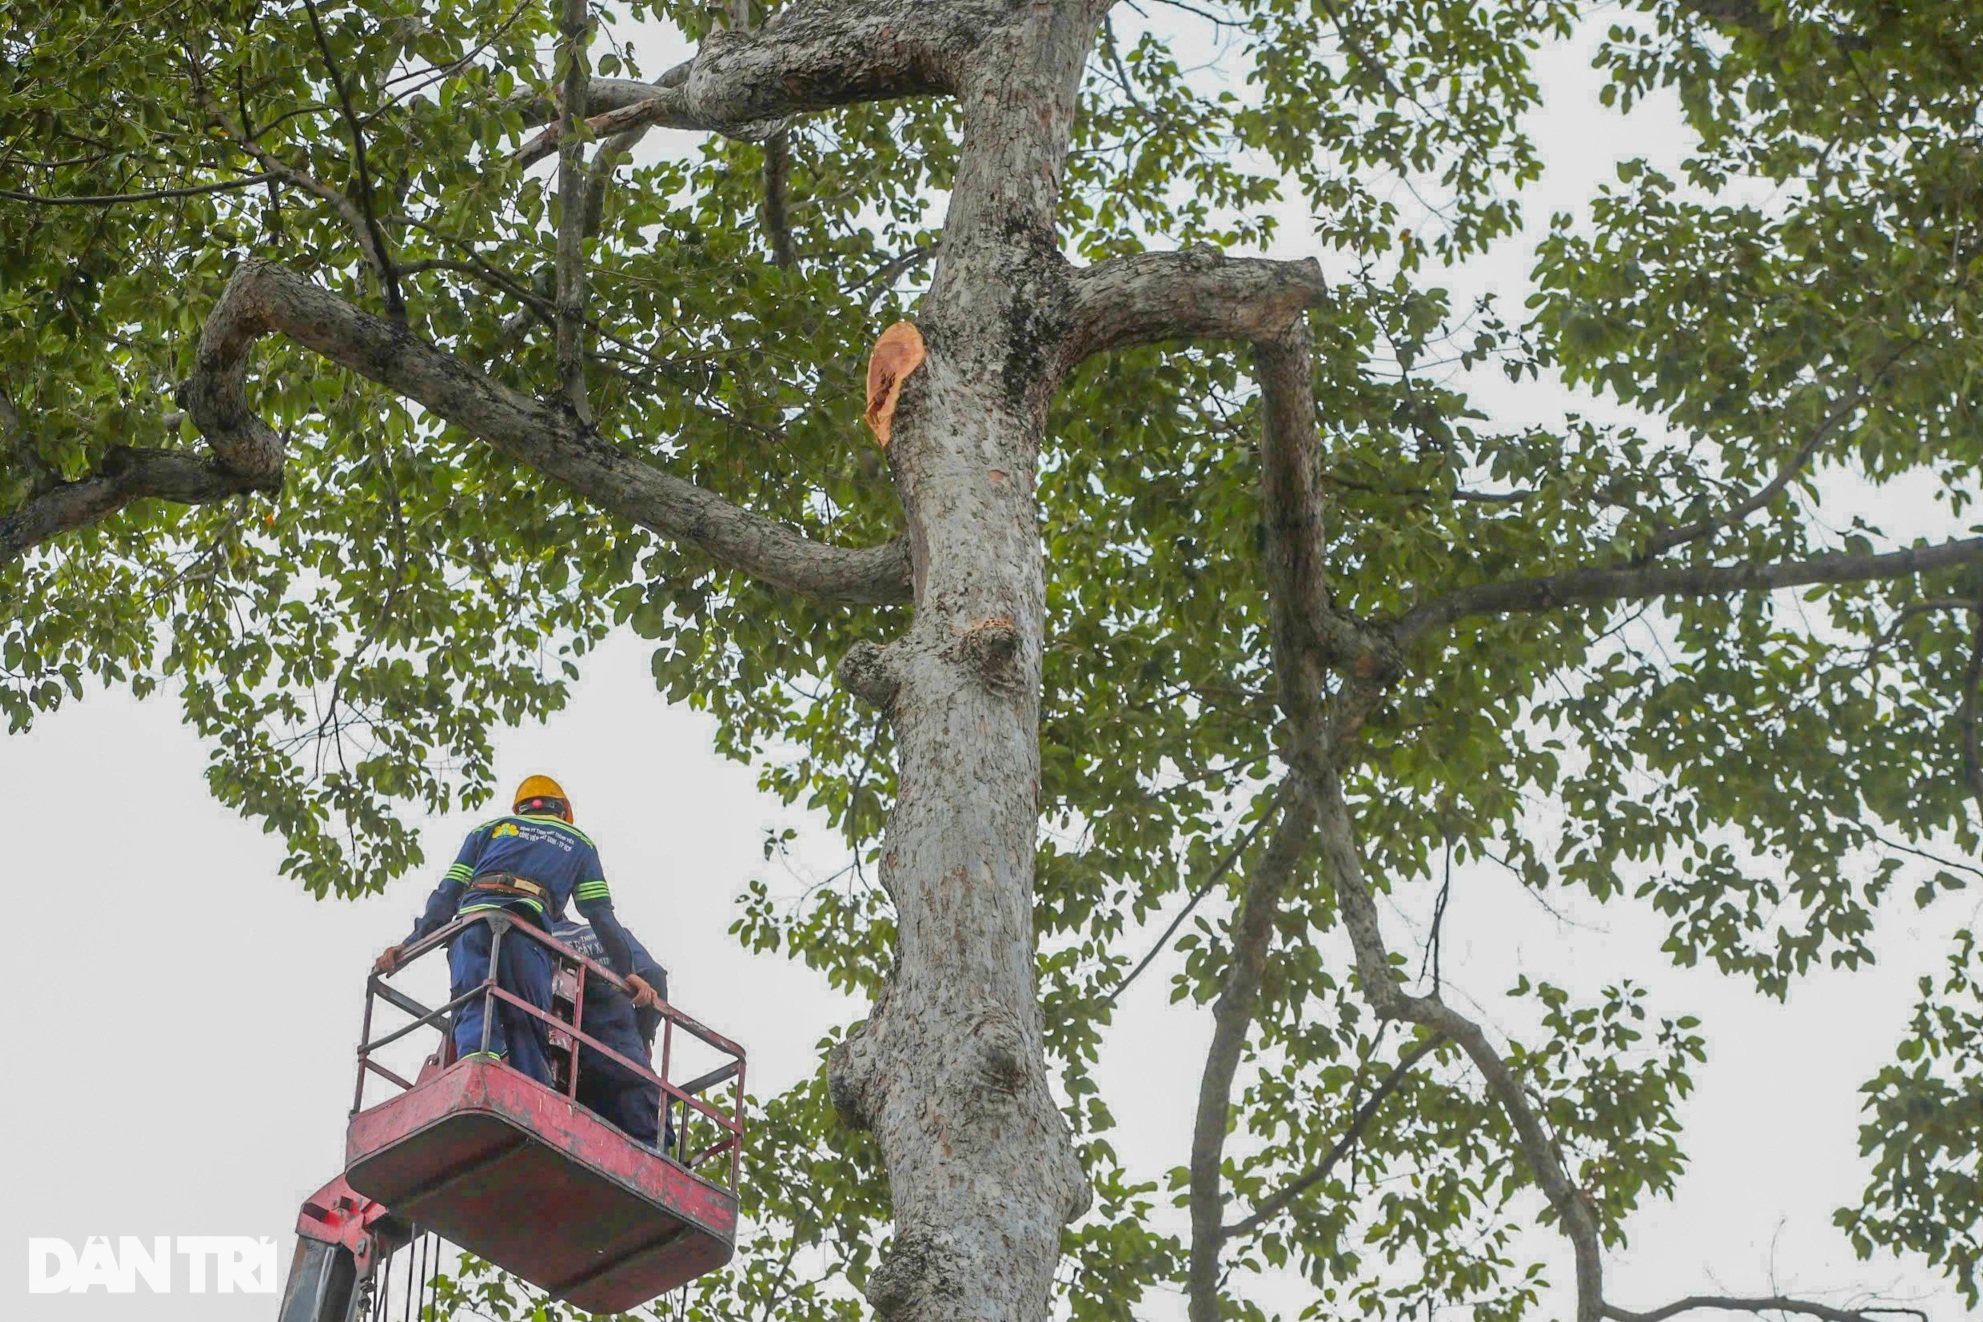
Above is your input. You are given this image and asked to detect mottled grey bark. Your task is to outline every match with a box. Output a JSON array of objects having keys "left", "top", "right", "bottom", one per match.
[{"left": 825, "top": 9, "right": 1102, "bottom": 1322}]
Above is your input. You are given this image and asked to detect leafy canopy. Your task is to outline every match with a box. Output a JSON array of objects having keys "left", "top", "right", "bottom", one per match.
[{"left": 4, "top": 0, "right": 1981, "bottom": 1316}]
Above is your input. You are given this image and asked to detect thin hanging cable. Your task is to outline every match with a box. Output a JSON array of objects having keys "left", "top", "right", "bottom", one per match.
[
  {"left": 403, "top": 1234, "right": 415, "bottom": 1322},
  {"left": 374, "top": 1240, "right": 392, "bottom": 1322}
]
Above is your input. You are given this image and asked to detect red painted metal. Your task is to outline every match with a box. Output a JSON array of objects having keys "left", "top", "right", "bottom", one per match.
[
  {"left": 345, "top": 1059, "right": 735, "bottom": 1313},
  {"left": 341, "top": 911, "right": 746, "bottom": 1313},
  {"left": 294, "top": 1174, "right": 406, "bottom": 1278}
]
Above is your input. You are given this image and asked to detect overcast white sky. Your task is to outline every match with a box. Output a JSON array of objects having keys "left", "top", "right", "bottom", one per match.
[{"left": 6, "top": 9, "right": 1980, "bottom": 1322}]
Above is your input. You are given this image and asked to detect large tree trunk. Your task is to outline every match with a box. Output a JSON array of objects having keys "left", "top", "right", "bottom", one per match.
[{"left": 826, "top": 9, "right": 1099, "bottom": 1322}]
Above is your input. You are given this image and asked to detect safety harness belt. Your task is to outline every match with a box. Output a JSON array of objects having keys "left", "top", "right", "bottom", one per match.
[{"left": 467, "top": 872, "right": 548, "bottom": 901}]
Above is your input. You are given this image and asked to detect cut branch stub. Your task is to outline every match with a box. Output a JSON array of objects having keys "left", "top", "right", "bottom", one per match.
[{"left": 866, "top": 320, "right": 927, "bottom": 447}]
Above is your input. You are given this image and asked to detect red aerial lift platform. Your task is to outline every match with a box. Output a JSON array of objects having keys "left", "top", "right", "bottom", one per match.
[
  {"left": 345, "top": 1056, "right": 736, "bottom": 1312},
  {"left": 281, "top": 911, "right": 746, "bottom": 1320}
]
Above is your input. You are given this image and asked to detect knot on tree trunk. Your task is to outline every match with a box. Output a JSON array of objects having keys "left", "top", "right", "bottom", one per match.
[
  {"left": 865, "top": 1225, "right": 967, "bottom": 1322},
  {"left": 966, "top": 996, "right": 1028, "bottom": 1096},
  {"left": 838, "top": 639, "right": 903, "bottom": 709},
  {"left": 827, "top": 1017, "right": 882, "bottom": 1131},
  {"left": 944, "top": 615, "right": 1021, "bottom": 693}
]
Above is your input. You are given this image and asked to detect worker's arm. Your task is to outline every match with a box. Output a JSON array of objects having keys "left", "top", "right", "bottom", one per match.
[
  {"left": 572, "top": 847, "right": 661, "bottom": 1007},
  {"left": 573, "top": 892, "right": 637, "bottom": 977},
  {"left": 375, "top": 830, "right": 483, "bottom": 973}
]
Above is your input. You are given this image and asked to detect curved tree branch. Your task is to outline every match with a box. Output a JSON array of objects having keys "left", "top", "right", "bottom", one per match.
[
  {"left": 1187, "top": 313, "right": 1356, "bottom": 1322},
  {"left": 1184, "top": 786, "right": 1319, "bottom": 1322},
  {"left": 1604, "top": 1297, "right": 1928, "bottom": 1322},
  {"left": 1, "top": 445, "right": 276, "bottom": 568},
  {"left": 1061, "top": 249, "right": 1329, "bottom": 367},
  {"left": 187, "top": 259, "right": 911, "bottom": 604},
  {"left": 1394, "top": 536, "right": 1983, "bottom": 646},
  {"left": 515, "top": 0, "right": 1014, "bottom": 167},
  {"left": 1309, "top": 770, "right": 1608, "bottom": 1322}
]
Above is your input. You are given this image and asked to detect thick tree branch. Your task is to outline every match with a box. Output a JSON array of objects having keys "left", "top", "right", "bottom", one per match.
[
  {"left": 189, "top": 259, "right": 911, "bottom": 604},
  {"left": 1061, "top": 249, "right": 1329, "bottom": 367},
  {"left": 1223, "top": 1030, "right": 1447, "bottom": 1239},
  {"left": 1394, "top": 536, "right": 1983, "bottom": 646},
  {"left": 1187, "top": 314, "right": 1350, "bottom": 1322},
  {"left": 1604, "top": 1297, "right": 1927, "bottom": 1322},
  {"left": 555, "top": 0, "right": 592, "bottom": 423},
  {"left": 581, "top": 126, "right": 650, "bottom": 238},
  {"left": 515, "top": 0, "right": 1013, "bottom": 167},
  {"left": 511, "top": 75, "right": 687, "bottom": 126},
  {"left": 761, "top": 131, "right": 797, "bottom": 268},
  {"left": 1239, "top": 306, "right": 1611, "bottom": 1320},
  {"left": 1256, "top": 321, "right": 1398, "bottom": 683},
  {"left": 1, "top": 446, "right": 275, "bottom": 568},
  {"left": 722, "top": 0, "right": 797, "bottom": 270}
]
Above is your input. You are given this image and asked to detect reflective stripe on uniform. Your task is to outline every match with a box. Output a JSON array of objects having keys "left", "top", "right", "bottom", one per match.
[{"left": 459, "top": 898, "right": 546, "bottom": 918}]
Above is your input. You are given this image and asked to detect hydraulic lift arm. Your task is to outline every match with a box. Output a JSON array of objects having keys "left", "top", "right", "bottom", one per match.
[{"left": 277, "top": 1176, "right": 408, "bottom": 1322}]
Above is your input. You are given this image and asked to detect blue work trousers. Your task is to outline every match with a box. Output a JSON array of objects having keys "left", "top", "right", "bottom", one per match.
[
  {"left": 449, "top": 908, "right": 554, "bottom": 1085},
  {"left": 576, "top": 992, "right": 664, "bottom": 1146}
]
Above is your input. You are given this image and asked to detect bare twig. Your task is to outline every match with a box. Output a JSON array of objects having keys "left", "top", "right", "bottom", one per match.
[
  {"left": 0, "top": 174, "right": 277, "bottom": 206},
  {"left": 1223, "top": 1031, "right": 1447, "bottom": 1238},
  {"left": 1635, "top": 373, "right": 1886, "bottom": 563},
  {"left": 1105, "top": 786, "right": 1287, "bottom": 1009}
]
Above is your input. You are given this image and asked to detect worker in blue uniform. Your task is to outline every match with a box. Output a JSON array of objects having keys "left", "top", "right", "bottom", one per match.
[
  {"left": 554, "top": 918, "right": 669, "bottom": 1149},
  {"left": 373, "top": 774, "right": 660, "bottom": 1087}
]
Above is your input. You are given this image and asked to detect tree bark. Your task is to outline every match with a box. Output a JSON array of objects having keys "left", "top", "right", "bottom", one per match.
[{"left": 826, "top": 9, "right": 1100, "bottom": 1322}]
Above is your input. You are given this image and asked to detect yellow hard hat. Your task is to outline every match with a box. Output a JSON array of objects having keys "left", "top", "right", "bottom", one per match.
[{"left": 513, "top": 774, "right": 572, "bottom": 821}]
